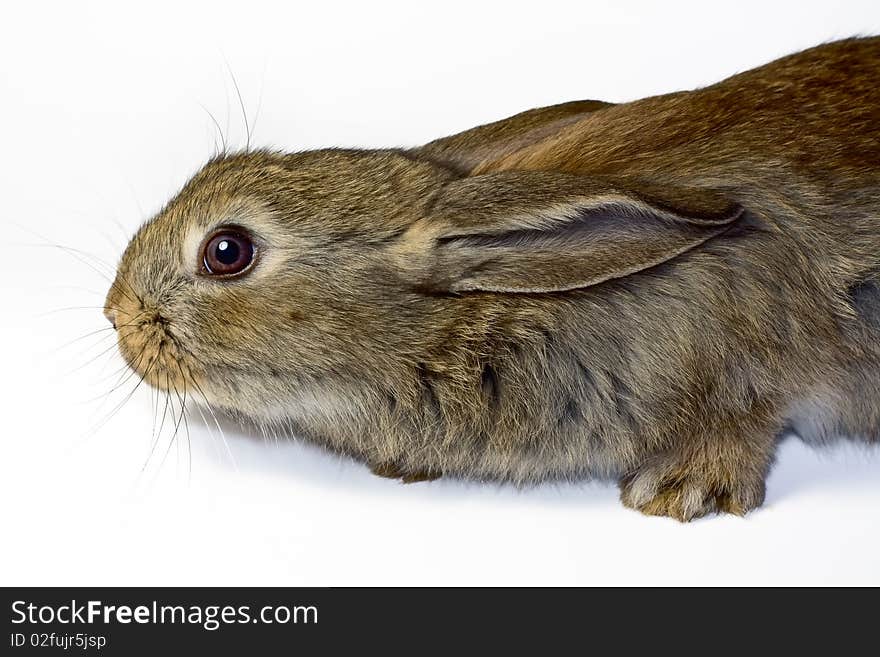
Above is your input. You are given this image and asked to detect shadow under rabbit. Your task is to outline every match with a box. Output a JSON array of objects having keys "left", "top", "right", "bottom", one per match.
[
  {"left": 183, "top": 407, "right": 622, "bottom": 509},
  {"left": 183, "top": 408, "right": 880, "bottom": 515}
]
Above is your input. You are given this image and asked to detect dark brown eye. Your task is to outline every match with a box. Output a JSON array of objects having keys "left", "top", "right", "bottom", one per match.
[{"left": 201, "top": 229, "right": 256, "bottom": 277}]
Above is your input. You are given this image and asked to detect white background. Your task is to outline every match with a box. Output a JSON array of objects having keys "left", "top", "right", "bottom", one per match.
[{"left": 2, "top": 0, "right": 879, "bottom": 586}]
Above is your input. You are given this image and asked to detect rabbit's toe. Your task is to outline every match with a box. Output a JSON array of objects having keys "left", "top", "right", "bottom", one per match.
[
  {"left": 400, "top": 469, "right": 442, "bottom": 484},
  {"left": 370, "top": 461, "right": 405, "bottom": 479},
  {"left": 370, "top": 461, "right": 441, "bottom": 483}
]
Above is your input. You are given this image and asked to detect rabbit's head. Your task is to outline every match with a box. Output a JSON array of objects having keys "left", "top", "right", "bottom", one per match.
[{"left": 105, "top": 147, "right": 744, "bottom": 423}]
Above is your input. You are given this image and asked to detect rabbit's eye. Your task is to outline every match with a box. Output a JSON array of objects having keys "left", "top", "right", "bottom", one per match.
[{"left": 201, "top": 229, "right": 255, "bottom": 277}]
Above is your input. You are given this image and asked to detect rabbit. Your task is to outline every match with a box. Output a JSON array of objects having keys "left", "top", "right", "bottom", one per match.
[{"left": 104, "top": 36, "right": 880, "bottom": 521}]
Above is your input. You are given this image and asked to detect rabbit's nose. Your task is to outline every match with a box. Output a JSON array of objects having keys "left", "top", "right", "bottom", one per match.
[{"left": 104, "top": 308, "right": 117, "bottom": 330}]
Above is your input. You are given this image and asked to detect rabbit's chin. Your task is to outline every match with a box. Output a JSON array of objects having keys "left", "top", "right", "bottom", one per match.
[{"left": 192, "top": 374, "right": 357, "bottom": 430}]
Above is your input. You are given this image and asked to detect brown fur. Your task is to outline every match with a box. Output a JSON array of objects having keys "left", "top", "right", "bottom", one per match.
[{"left": 106, "top": 37, "right": 880, "bottom": 521}]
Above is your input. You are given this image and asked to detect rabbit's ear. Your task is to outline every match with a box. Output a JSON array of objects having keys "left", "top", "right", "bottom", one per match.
[
  {"left": 414, "top": 100, "right": 612, "bottom": 174},
  {"left": 405, "top": 171, "right": 744, "bottom": 294}
]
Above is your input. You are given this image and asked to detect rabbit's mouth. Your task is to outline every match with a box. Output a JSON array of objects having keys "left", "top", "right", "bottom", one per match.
[{"left": 107, "top": 296, "right": 205, "bottom": 399}]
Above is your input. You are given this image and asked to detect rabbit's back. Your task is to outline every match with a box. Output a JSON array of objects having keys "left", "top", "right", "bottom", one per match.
[
  {"left": 475, "top": 37, "right": 880, "bottom": 295},
  {"left": 476, "top": 37, "right": 880, "bottom": 180}
]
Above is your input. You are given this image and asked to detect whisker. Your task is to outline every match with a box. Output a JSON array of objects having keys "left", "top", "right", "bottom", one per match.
[
  {"left": 84, "top": 340, "right": 150, "bottom": 407},
  {"left": 87, "top": 350, "right": 148, "bottom": 387},
  {"left": 223, "top": 70, "right": 231, "bottom": 154},
  {"left": 32, "top": 242, "right": 114, "bottom": 282},
  {"left": 83, "top": 333, "right": 146, "bottom": 383},
  {"left": 50, "top": 329, "right": 115, "bottom": 361},
  {"left": 44, "top": 318, "right": 140, "bottom": 373},
  {"left": 189, "top": 394, "right": 223, "bottom": 464},
  {"left": 158, "top": 376, "right": 187, "bottom": 476},
  {"left": 64, "top": 338, "right": 123, "bottom": 378},
  {"left": 185, "top": 368, "right": 238, "bottom": 470},
  {"left": 110, "top": 217, "right": 132, "bottom": 245},
  {"left": 85, "top": 352, "right": 158, "bottom": 438},
  {"left": 31, "top": 240, "right": 139, "bottom": 306},
  {"left": 74, "top": 352, "right": 157, "bottom": 457},
  {"left": 170, "top": 362, "right": 193, "bottom": 481},
  {"left": 250, "top": 59, "right": 267, "bottom": 148},
  {"left": 37, "top": 241, "right": 118, "bottom": 275},
  {"left": 225, "top": 59, "right": 251, "bottom": 151},
  {"left": 150, "top": 374, "right": 159, "bottom": 450},
  {"left": 176, "top": 374, "right": 192, "bottom": 482},
  {"left": 38, "top": 305, "right": 122, "bottom": 318},
  {"left": 199, "top": 102, "right": 228, "bottom": 155},
  {"left": 53, "top": 320, "right": 137, "bottom": 353},
  {"left": 43, "top": 285, "right": 108, "bottom": 297},
  {"left": 131, "top": 370, "right": 162, "bottom": 492},
  {"left": 94, "top": 225, "right": 125, "bottom": 256},
  {"left": 140, "top": 371, "right": 173, "bottom": 476},
  {"left": 42, "top": 241, "right": 141, "bottom": 308}
]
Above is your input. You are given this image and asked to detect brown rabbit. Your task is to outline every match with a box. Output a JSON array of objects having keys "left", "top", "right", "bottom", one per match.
[{"left": 105, "top": 37, "right": 880, "bottom": 520}]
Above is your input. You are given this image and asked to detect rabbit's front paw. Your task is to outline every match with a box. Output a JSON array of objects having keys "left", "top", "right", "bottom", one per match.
[
  {"left": 619, "top": 452, "right": 766, "bottom": 522},
  {"left": 370, "top": 461, "right": 442, "bottom": 484}
]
